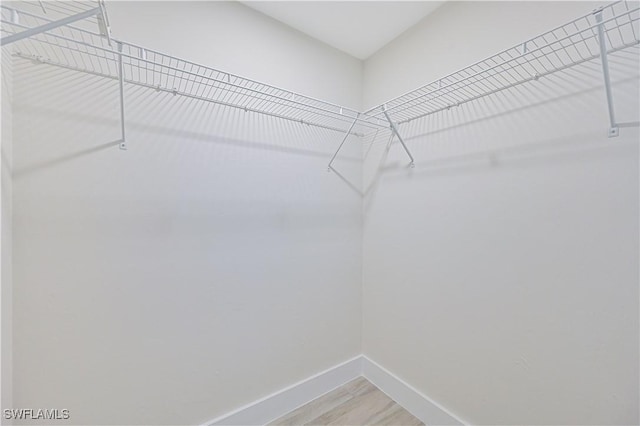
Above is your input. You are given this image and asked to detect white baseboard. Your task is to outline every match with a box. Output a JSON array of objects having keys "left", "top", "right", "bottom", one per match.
[
  {"left": 362, "top": 356, "right": 468, "bottom": 426},
  {"left": 204, "top": 355, "right": 468, "bottom": 426},
  {"left": 204, "top": 355, "right": 363, "bottom": 426}
]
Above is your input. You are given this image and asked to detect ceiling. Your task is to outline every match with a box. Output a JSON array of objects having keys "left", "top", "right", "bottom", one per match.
[{"left": 240, "top": 1, "right": 444, "bottom": 60}]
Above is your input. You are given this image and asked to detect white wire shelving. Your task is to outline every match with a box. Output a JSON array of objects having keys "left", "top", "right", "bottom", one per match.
[
  {"left": 361, "top": 0, "right": 639, "bottom": 165},
  {"left": 1, "top": 1, "right": 111, "bottom": 47},
  {"left": 0, "top": 1, "right": 383, "bottom": 150},
  {"left": 1, "top": 1, "right": 639, "bottom": 165}
]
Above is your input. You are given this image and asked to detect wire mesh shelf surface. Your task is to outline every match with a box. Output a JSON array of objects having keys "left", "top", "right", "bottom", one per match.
[
  {"left": 363, "top": 0, "right": 640, "bottom": 126},
  {"left": 1, "top": 1, "right": 639, "bottom": 139},
  {"left": 1, "top": 2, "right": 380, "bottom": 136},
  {"left": 3, "top": 1, "right": 106, "bottom": 30}
]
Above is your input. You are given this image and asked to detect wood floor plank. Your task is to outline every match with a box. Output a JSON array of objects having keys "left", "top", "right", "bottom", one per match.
[
  {"left": 269, "top": 377, "right": 423, "bottom": 426},
  {"left": 371, "top": 404, "right": 423, "bottom": 426},
  {"left": 269, "top": 386, "right": 353, "bottom": 426},
  {"left": 319, "top": 389, "right": 397, "bottom": 425},
  {"left": 382, "top": 409, "right": 424, "bottom": 426},
  {"left": 342, "top": 377, "right": 376, "bottom": 397}
]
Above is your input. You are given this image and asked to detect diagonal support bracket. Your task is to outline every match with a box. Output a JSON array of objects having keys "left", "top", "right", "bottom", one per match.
[
  {"left": 117, "top": 42, "right": 127, "bottom": 150},
  {"left": 97, "top": 0, "right": 112, "bottom": 46},
  {"left": 594, "top": 7, "right": 619, "bottom": 138},
  {"left": 1, "top": 7, "right": 101, "bottom": 46},
  {"left": 327, "top": 114, "right": 360, "bottom": 171},
  {"left": 381, "top": 105, "right": 415, "bottom": 167}
]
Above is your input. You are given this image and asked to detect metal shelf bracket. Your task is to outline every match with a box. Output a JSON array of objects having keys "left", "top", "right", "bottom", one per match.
[
  {"left": 327, "top": 114, "right": 360, "bottom": 171},
  {"left": 594, "top": 7, "right": 619, "bottom": 138},
  {"left": 97, "top": 0, "right": 112, "bottom": 46},
  {"left": 117, "top": 42, "right": 127, "bottom": 150},
  {"left": 382, "top": 105, "right": 415, "bottom": 167}
]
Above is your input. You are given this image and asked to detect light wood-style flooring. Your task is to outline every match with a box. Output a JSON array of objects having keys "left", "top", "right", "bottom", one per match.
[{"left": 269, "top": 377, "right": 423, "bottom": 426}]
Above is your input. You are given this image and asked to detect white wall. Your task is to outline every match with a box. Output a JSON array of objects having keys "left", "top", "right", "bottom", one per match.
[
  {"left": 9, "top": 1, "right": 640, "bottom": 425},
  {"left": 107, "top": 1, "right": 363, "bottom": 110},
  {"left": 362, "top": 1, "right": 639, "bottom": 424},
  {"left": 11, "top": 2, "right": 362, "bottom": 425},
  {"left": 1, "top": 45, "right": 14, "bottom": 420},
  {"left": 363, "top": 1, "right": 602, "bottom": 109}
]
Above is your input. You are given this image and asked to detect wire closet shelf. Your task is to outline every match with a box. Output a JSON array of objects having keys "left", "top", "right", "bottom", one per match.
[
  {"left": 1, "top": 1, "right": 639, "bottom": 161},
  {"left": 0, "top": 1, "right": 381, "bottom": 138},
  {"left": 364, "top": 0, "right": 639, "bottom": 126}
]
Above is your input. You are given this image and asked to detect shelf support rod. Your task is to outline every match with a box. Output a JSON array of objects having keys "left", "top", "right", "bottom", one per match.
[
  {"left": 97, "top": 0, "right": 112, "bottom": 46},
  {"left": 327, "top": 114, "right": 359, "bottom": 171},
  {"left": 594, "top": 8, "right": 619, "bottom": 138},
  {"left": 381, "top": 105, "right": 415, "bottom": 167},
  {"left": 117, "top": 42, "right": 127, "bottom": 150},
  {"left": 0, "top": 7, "right": 101, "bottom": 46}
]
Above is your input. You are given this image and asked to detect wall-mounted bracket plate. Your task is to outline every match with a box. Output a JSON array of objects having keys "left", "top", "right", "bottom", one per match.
[{"left": 608, "top": 127, "right": 620, "bottom": 138}]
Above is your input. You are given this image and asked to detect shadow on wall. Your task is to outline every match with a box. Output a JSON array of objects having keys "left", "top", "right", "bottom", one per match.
[
  {"left": 10, "top": 44, "right": 640, "bottom": 217},
  {"left": 10, "top": 45, "right": 367, "bottom": 426},
  {"left": 11, "top": 56, "right": 362, "bottom": 195},
  {"left": 363, "top": 46, "right": 640, "bottom": 216}
]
